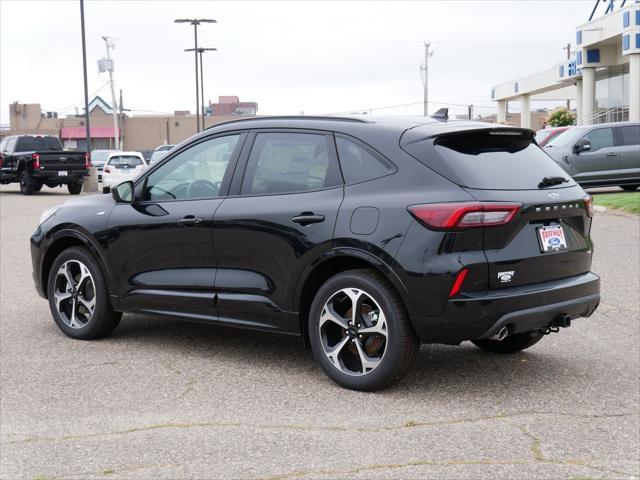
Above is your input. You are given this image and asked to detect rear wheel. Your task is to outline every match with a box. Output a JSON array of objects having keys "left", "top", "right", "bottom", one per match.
[
  {"left": 33, "top": 181, "right": 43, "bottom": 192},
  {"left": 472, "top": 331, "right": 544, "bottom": 354},
  {"left": 47, "top": 246, "right": 121, "bottom": 339},
  {"left": 308, "top": 269, "right": 419, "bottom": 391},
  {"left": 19, "top": 171, "right": 35, "bottom": 195},
  {"left": 67, "top": 182, "right": 83, "bottom": 195},
  {"left": 620, "top": 184, "right": 639, "bottom": 192},
  {"left": 102, "top": 186, "right": 110, "bottom": 194}
]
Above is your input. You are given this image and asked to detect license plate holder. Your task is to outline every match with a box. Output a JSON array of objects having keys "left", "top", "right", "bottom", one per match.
[
  {"left": 537, "top": 224, "right": 568, "bottom": 253},
  {"left": 58, "top": 170, "right": 68, "bottom": 177}
]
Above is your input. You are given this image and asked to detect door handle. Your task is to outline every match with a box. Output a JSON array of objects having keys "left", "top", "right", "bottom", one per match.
[
  {"left": 291, "top": 212, "right": 325, "bottom": 225},
  {"left": 606, "top": 152, "right": 617, "bottom": 156},
  {"left": 177, "top": 215, "right": 203, "bottom": 227}
]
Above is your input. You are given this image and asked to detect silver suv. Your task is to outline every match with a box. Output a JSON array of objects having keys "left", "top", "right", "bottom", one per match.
[{"left": 544, "top": 122, "right": 639, "bottom": 191}]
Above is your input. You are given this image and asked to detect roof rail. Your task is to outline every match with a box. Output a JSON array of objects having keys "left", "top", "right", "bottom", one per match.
[{"left": 204, "top": 115, "right": 370, "bottom": 130}]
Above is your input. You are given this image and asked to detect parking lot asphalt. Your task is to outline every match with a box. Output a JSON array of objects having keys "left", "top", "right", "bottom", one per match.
[{"left": 1, "top": 184, "right": 638, "bottom": 480}]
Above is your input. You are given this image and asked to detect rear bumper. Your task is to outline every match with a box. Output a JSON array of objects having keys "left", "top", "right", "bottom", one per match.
[{"left": 412, "top": 272, "right": 600, "bottom": 344}]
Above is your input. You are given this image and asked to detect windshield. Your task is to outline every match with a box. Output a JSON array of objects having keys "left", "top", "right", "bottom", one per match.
[
  {"left": 15, "top": 136, "right": 61, "bottom": 151},
  {"left": 545, "top": 127, "right": 586, "bottom": 148},
  {"left": 535, "top": 130, "right": 550, "bottom": 143},
  {"left": 91, "top": 151, "right": 112, "bottom": 164},
  {"left": 108, "top": 156, "right": 144, "bottom": 168}
]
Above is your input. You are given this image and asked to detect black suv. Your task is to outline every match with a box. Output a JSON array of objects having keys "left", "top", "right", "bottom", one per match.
[{"left": 30, "top": 116, "right": 600, "bottom": 390}]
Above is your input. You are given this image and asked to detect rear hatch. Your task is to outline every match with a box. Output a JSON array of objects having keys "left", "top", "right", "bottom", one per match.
[
  {"left": 401, "top": 126, "right": 593, "bottom": 290},
  {"left": 105, "top": 155, "right": 147, "bottom": 181}
]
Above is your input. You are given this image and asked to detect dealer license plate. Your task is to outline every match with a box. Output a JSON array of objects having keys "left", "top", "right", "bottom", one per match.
[
  {"left": 537, "top": 224, "right": 567, "bottom": 252},
  {"left": 58, "top": 171, "right": 68, "bottom": 177}
]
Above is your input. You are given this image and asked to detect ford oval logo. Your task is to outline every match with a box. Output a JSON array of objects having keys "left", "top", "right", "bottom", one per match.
[{"left": 548, "top": 192, "right": 560, "bottom": 198}]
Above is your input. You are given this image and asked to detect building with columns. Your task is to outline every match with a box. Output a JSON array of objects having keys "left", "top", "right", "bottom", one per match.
[{"left": 492, "top": 1, "right": 639, "bottom": 128}]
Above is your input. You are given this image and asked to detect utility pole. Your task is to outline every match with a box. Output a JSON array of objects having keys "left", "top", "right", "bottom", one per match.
[
  {"left": 175, "top": 18, "right": 217, "bottom": 133},
  {"left": 564, "top": 42, "right": 572, "bottom": 110},
  {"left": 119, "top": 89, "right": 124, "bottom": 150},
  {"left": 420, "top": 41, "right": 432, "bottom": 116},
  {"left": 100, "top": 36, "right": 120, "bottom": 150},
  {"left": 468, "top": 105, "right": 474, "bottom": 120},
  {"left": 79, "top": 0, "right": 91, "bottom": 156}
]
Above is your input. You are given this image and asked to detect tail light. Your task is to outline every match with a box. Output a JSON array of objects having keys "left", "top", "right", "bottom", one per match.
[
  {"left": 583, "top": 195, "right": 594, "bottom": 218},
  {"left": 408, "top": 202, "right": 522, "bottom": 230},
  {"left": 0, "top": 154, "right": 3, "bottom": 168},
  {"left": 85, "top": 152, "right": 91, "bottom": 168},
  {"left": 104, "top": 167, "right": 111, "bottom": 174},
  {"left": 32, "top": 153, "right": 41, "bottom": 169}
]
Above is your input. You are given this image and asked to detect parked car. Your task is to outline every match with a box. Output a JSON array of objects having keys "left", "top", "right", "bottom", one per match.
[
  {"left": 545, "top": 122, "right": 640, "bottom": 191},
  {"left": 535, "top": 126, "right": 569, "bottom": 147},
  {"left": 101, "top": 151, "right": 147, "bottom": 194},
  {"left": 149, "top": 144, "right": 176, "bottom": 165},
  {"left": 31, "top": 116, "right": 600, "bottom": 391},
  {"left": 90, "top": 149, "right": 116, "bottom": 182},
  {"left": 0, "top": 135, "right": 88, "bottom": 195}
]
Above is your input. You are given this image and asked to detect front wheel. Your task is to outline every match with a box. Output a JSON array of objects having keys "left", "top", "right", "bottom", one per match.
[
  {"left": 67, "top": 182, "right": 83, "bottom": 195},
  {"left": 472, "top": 331, "right": 544, "bottom": 354},
  {"left": 47, "top": 246, "right": 121, "bottom": 339},
  {"left": 308, "top": 269, "right": 419, "bottom": 391}
]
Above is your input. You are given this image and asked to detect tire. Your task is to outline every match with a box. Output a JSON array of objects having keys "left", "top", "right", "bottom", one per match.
[
  {"left": 620, "top": 184, "right": 639, "bottom": 192},
  {"left": 47, "top": 246, "right": 121, "bottom": 340},
  {"left": 308, "top": 269, "right": 419, "bottom": 391},
  {"left": 67, "top": 182, "right": 83, "bottom": 195},
  {"left": 33, "top": 181, "right": 43, "bottom": 192},
  {"left": 19, "top": 171, "right": 35, "bottom": 195},
  {"left": 102, "top": 186, "right": 110, "bottom": 194},
  {"left": 472, "top": 331, "right": 544, "bottom": 354}
]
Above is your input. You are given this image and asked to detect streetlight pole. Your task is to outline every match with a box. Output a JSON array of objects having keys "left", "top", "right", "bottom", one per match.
[
  {"left": 175, "top": 18, "right": 216, "bottom": 133},
  {"left": 185, "top": 47, "right": 217, "bottom": 130},
  {"left": 79, "top": 0, "right": 91, "bottom": 155}
]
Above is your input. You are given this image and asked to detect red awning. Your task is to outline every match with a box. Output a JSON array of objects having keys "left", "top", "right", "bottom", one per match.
[{"left": 60, "top": 126, "right": 117, "bottom": 139}]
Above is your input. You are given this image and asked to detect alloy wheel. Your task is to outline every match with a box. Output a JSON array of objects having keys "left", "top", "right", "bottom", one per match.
[
  {"left": 318, "top": 288, "right": 388, "bottom": 376},
  {"left": 53, "top": 260, "right": 96, "bottom": 329}
]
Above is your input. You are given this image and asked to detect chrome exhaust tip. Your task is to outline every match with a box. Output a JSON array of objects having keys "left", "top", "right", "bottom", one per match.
[{"left": 490, "top": 326, "right": 509, "bottom": 342}]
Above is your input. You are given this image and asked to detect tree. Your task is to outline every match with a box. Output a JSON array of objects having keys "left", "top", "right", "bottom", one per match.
[{"left": 546, "top": 107, "right": 576, "bottom": 127}]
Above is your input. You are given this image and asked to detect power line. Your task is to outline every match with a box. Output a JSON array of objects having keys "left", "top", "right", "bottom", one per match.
[{"left": 326, "top": 99, "right": 497, "bottom": 116}]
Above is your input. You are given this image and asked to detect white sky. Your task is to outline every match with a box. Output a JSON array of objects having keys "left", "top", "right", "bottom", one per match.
[{"left": 0, "top": 0, "right": 596, "bottom": 124}]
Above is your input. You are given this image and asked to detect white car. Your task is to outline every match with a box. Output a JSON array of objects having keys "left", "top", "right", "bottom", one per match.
[
  {"left": 149, "top": 144, "right": 176, "bottom": 165},
  {"left": 102, "top": 152, "right": 148, "bottom": 194}
]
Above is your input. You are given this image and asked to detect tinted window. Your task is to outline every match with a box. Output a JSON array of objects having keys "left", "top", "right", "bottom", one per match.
[
  {"left": 242, "top": 133, "right": 339, "bottom": 195},
  {"left": 336, "top": 137, "right": 393, "bottom": 183},
  {"left": 583, "top": 128, "right": 614, "bottom": 151},
  {"left": 620, "top": 125, "right": 640, "bottom": 146},
  {"left": 107, "top": 156, "right": 144, "bottom": 168},
  {"left": 403, "top": 129, "right": 575, "bottom": 190},
  {"left": 144, "top": 134, "right": 239, "bottom": 201},
  {"left": 15, "top": 136, "right": 61, "bottom": 151}
]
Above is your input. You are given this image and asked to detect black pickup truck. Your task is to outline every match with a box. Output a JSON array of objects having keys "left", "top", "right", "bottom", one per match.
[{"left": 0, "top": 135, "right": 89, "bottom": 195}]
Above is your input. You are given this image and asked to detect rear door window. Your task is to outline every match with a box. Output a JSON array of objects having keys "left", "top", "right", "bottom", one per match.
[
  {"left": 335, "top": 136, "right": 394, "bottom": 184},
  {"left": 582, "top": 128, "right": 614, "bottom": 151},
  {"left": 620, "top": 125, "right": 640, "bottom": 146},
  {"left": 241, "top": 132, "right": 340, "bottom": 195},
  {"left": 401, "top": 128, "right": 575, "bottom": 190}
]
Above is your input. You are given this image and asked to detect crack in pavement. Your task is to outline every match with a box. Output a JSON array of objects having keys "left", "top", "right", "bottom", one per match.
[{"left": 5, "top": 410, "right": 638, "bottom": 445}]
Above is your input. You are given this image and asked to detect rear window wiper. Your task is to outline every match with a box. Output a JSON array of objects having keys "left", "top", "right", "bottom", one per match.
[{"left": 538, "top": 176, "right": 569, "bottom": 188}]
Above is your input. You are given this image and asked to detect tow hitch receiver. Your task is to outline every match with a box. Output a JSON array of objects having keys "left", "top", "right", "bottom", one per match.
[{"left": 541, "top": 314, "right": 572, "bottom": 335}]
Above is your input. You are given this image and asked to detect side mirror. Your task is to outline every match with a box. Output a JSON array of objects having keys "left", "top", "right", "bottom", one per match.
[
  {"left": 112, "top": 180, "right": 135, "bottom": 204},
  {"left": 574, "top": 138, "right": 591, "bottom": 153}
]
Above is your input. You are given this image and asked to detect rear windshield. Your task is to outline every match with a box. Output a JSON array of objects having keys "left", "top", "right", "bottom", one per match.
[
  {"left": 108, "top": 156, "right": 144, "bottom": 167},
  {"left": 16, "top": 136, "right": 62, "bottom": 151},
  {"left": 402, "top": 129, "right": 575, "bottom": 190}
]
